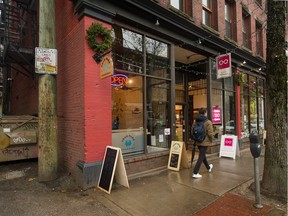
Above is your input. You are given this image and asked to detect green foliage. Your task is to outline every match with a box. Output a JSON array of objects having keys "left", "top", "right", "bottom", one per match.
[
  {"left": 86, "top": 23, "right": 113, "bottom": 54},
  {"left": 235, "top": 72, "right": 244, "bottom": 86}
]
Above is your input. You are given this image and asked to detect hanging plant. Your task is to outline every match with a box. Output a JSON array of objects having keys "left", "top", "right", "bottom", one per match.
[
  {"left": 235, "top": 72, "right": 244, "bottom": 86},
  {"left": 86, "top": 23, "right": 113, "bottom": 54}
]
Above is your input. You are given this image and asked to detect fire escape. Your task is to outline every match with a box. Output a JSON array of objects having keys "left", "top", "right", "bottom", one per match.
[
  {"left": 0, "top": 0, "right": 36, "bottom": 114},
  {"left": 0, "top": 0, "right": 36, "bottom": 72}
]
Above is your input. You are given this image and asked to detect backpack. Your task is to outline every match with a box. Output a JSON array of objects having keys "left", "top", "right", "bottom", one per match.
[{"left": 192, "top": 120, "right": 206, "bottom": 142}]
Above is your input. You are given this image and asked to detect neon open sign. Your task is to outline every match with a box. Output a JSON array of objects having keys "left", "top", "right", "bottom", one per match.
[{"left": 111, "top": 74, "right": 128, "bottom": 87}]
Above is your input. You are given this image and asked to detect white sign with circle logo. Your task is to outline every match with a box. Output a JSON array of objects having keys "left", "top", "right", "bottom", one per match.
[
  {"left": 216, "top": 53, "right": 232, "bottom": 79},
  {"left": 219, "top": 135, "right": 240, "bottom": 159}
]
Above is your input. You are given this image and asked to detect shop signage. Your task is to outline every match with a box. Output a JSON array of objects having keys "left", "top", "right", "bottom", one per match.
[
  {"left": 168, "top": 141, "right": 189, "bottom": 171},
  {"left": 112, "top": 129, "right": 144, "bottom": 155},
  {"left": 219, "top": 135, "right": 240, "bottom": 159},
  {"left": 100, "top": 57, "right": 113, "bottom": 79},
  {"left": 111, "top": 74, "right": 128, "bottom": 87},
  {"left": 212, "top": 107, "right": 222, "bottom": 124},
  {"left": 98, "top": 146, "right": 129, "bottom": 194},
  {"left": 35, "top": 47, "right": 57, "bottom": 74},
  {"left": 216, "top": 53, "right": 231, "bottom": 79}
]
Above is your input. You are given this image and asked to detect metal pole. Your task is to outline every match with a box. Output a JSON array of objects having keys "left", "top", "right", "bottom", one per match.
[{"left": 253, "top": 158, "right": 263, "bottom": 208}]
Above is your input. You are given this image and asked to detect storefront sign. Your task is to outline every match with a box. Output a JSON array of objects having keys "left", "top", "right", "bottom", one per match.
[
  {"left": 98, "top": 146, "right": 129, "bottom": 194},
  {"left": 111, "top": 74, "right": 128, "bottom": 87},
  {"left": 100, "top": 57, "right": 113, "bottom": 79},
  {"left": 216, "top": 53, "right": 231, "bottom": 79},
  {"left": 112, "top": 129, "right": 144, "bottom": 155},
  {"left": 212, "top": 107, "right": 222, "bottom": 124},
  {"left": 168, "top": 141, "right": 189, "bottom": 171},
  {"left": 219, "top": 135, "right": 240, "bottom": 159},
  {"left": 35, "top": 47, "right": 57, "bottom": 74}
]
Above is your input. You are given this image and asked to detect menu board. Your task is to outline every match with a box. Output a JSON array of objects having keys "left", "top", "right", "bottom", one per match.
[
  {"left": 168, "top": 141, "right": 189, "bottom": 171},
  {"left": 98, "top": 147, "right": 119, "bottom": 194}
]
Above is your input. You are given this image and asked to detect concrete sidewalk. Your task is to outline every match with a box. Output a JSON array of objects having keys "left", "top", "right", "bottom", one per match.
[
  {"left": 94, "top": 149, "right": 285, "bottom": 216},
  {"left": 0, "top": 148, "right": 286, "bottom": 216}
]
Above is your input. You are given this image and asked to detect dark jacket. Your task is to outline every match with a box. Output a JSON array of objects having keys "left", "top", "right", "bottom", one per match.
[{"left": 192, "top": 114, "right": 213, "bottom": 147}]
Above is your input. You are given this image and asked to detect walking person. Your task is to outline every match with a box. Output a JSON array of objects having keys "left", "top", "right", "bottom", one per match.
[{"left": 191, "top": 108, "right": 213, "bottom": 178}]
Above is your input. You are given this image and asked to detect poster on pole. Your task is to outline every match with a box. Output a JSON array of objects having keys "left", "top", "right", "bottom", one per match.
[
  {"left": 216, "top": 53, "right": 231, "bottom": 79},
  {"left": 35, "top": 47, "right": 57, "bottom": 74},
  {"left": 219, "top": 135, "right": 239, "bottom": 159}
]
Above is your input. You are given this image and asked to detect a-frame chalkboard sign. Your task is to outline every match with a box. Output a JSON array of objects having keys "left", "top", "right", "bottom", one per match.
[
  {"left": 168, "top": 141, "right": 189, "bottom": 171},
  {"left": 98, "top": 146, "right": 129, "bottom": 194}
]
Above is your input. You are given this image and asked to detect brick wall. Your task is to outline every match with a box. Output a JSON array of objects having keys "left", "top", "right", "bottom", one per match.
[
  {"left": 56, "top": 1, "right": 112, "bottom": 176},
  {"left": 83, "top": 17, "right": 112, "bottom": 163},
  {"left": 56, "top": 0, "right": 85, "bottom": 175},
  {"left": 159, "top": 0, "right": 267, "bottom": 61},
  {"left": 9, "top": 65, "right": 38, "bottom": 115}
]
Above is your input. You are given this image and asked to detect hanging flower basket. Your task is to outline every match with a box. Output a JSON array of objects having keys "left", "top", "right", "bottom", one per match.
[
  {"left": 235, "top": 72, "right": 244, "bottom": 86},
  {"left": 86, "top": 23, "right": 113, "bottom": 54}
]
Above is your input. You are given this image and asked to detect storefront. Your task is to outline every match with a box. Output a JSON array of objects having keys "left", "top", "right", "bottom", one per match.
[
  {"left": 109, "top": 23, "right": 266, "bottom": 157},
  {"left": 66, "top": 0, "right": 266, "bottom": 189}
]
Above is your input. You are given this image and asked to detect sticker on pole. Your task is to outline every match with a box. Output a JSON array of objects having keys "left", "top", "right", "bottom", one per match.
[{"left": 35, "top": 47, "right": 57, "bottom": 74}]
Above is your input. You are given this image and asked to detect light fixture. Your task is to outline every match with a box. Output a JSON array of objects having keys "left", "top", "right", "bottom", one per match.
[
  {"left": 258, "top": 67, "right": 262, "bottom": 71},
  {"left": 242, "top": 60, "right": 246, "bottom": 64},
  {"left": 197, "top": 39, "right": 202, "bottom": 44},
  {"left": 155, "top": 18, "right": 160, "bottom": 26}
]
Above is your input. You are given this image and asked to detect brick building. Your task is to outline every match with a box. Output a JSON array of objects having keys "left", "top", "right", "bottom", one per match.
[{"left": 0, "top": 0, "right": 270, "bottom": 189}]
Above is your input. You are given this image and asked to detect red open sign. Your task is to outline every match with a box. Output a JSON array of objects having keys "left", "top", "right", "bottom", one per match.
[{"left": 111, "top": 74, "right": 128, "bottom": 87}]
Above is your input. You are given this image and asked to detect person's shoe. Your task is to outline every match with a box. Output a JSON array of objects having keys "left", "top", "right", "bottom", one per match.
[
  {"left": 208, "top": 164, "right": 213, "bottom": 173},
  {"left": 192, "top": 173, "right": 202, "bottom": 178}
]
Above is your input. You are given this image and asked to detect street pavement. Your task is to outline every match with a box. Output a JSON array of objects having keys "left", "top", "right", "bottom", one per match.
[
  {"left": 0, "top": 147, "right": 287, "bottom": 216},
  {"left": 95, "top": 148, "right": 286, "bottom": 216}
]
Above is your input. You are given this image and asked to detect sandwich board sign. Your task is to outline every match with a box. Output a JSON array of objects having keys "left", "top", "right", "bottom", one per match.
[
  {"left": 219, "top": 135, "right": 240, "bottom": 159},
  {"left": 168, "top": 141, "right": 189, "bottom": 171},
  {"left": 98, "top": 146, "right": 129, "bottom": 194}
]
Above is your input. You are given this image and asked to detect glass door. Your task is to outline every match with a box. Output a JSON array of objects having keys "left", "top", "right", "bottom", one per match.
[{"left": 175, "top": 105, "right": 185, "bottom": 142}]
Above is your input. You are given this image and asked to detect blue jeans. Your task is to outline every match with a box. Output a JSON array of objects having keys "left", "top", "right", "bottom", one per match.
[{"left": 193, "top": 146, "right": 210, "bottom": 174}]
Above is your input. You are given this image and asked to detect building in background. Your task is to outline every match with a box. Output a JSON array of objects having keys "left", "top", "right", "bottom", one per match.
[{"left": 0, "top": 0, "right": 267, "bottom": 189}]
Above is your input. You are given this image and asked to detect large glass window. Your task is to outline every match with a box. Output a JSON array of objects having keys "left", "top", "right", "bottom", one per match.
[
  {"left": 112, "top": 25, "right": 171, "bottom": 155},
  {"left": 147, "top": 78, "right": 170, "bottom": 148},
  {"left": 146, "top": 37, "right": 170, "bottom": 78},
  {"left": 240, "top": 73, "right": 265, "bottom": 138},
  {"left": 211, "top": 61, "right": 235, "bottom": 139},
  {"left": 113, "top": 28, "right": 143, "bottom": 74}
]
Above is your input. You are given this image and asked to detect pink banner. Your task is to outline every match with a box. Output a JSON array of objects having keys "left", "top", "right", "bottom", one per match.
[{"left": 212, "top": 107, "right": 222, "bottom": 124}]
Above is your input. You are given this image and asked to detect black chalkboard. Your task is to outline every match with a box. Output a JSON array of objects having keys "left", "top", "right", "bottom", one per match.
[
  {"left": 98, "top": 147, "right": 119, "bottom": 194},
  {"left": 169, "top": 153, "right": 179, "bottom": 168}
]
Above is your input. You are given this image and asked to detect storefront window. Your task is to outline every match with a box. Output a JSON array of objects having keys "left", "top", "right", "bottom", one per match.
[
  {"left": 240, "top": 73, "right": 265, "bottom": 138},
  {"left": 211, "top": 61, "right": 235, "bottom": 139},
  {"left": 241, "top": 73, "right": 249, "bottom": 138},
  {"left": 113, "top": 28, "right": 143, "bottom": 73},
  {"left": 211, "top": 62, "right": 223, "bottom": 141},
  {"left": 146, "top": 37, "right": 170, "bottom": 78},
  {"left": 112, "top": 25, "right": 171, "bottom": 155},
  {"left": 147, "top": 78, "right": 170, "bottom": 148},
  {"left": 112, "top": 73, "right": 144, "bottom": 155}
]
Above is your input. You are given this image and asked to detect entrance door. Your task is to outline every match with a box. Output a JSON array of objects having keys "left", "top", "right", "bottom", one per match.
[{"left": 175, "top": 105, "right": 186, "bottom": 142}]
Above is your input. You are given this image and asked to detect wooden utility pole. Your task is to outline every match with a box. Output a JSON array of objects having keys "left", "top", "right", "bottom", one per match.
[{"left": 38, "top": 0, "right": 58, "bottom": 181}]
